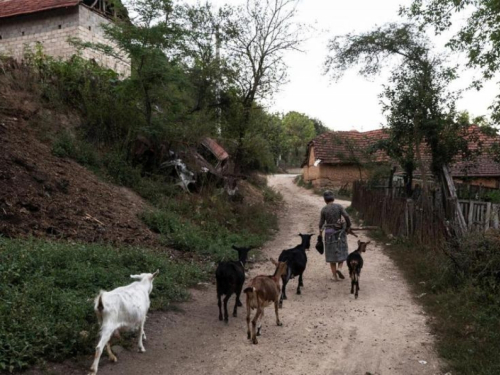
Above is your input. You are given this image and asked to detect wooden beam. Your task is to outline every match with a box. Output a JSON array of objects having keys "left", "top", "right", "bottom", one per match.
[{"left": 442, "top": 165, "right": 467, "bottom": 237}]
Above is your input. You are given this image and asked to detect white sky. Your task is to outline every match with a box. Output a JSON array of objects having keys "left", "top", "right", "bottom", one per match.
[{"left": 186, "top": 0, "right": 499, "bottom": 131}]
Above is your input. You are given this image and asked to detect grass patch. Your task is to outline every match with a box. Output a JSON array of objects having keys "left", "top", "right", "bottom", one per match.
[
  {"left": 294, "top": 175, "right": 313, "bottom": 189},
  {"left": 0, "top": 237, "right": 207, "bottom": 373},
  {"left": 357, "top": 212, "right": 500, "bottom": 375},
  {"left": 141, "top": 190, "right": 279, "bottom": 262}
]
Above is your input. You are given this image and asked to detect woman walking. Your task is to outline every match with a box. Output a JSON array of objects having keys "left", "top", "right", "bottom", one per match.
[{"left": 319, "top": 190, "right": 351, "bottom": 281}]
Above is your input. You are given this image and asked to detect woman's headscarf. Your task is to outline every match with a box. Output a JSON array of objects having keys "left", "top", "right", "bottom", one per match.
[{"left": 323, "top": 190, "right": 335, "bottom": 202}]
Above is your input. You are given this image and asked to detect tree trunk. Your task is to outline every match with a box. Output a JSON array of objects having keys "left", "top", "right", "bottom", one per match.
[{"left": 413, "top": 116, "right": 428, "bottom": 192}]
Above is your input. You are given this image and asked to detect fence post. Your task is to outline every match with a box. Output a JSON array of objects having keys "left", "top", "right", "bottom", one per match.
[
  {"left": 485, "top": 202, "right": 492, "bottom": 231},
  {"left": 493, "top": 204, "right": 499, "bottom": 229},
  {"left": 468, "top": 200, "right": 474, "bottom": 230}
]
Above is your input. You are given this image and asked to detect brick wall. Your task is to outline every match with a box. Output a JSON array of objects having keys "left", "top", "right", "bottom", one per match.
[
  {"left": 76, "top": 6, "right": 130, "bottom": 76},
  {"left": 0, "top": 6, "right": 130, "bottom": 76}
]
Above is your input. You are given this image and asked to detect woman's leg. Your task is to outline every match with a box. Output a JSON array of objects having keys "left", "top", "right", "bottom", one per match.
[
  {"left": 329, "top": 262, "right": 338, "bottom": 280},
  {"left": 336, "top": 261, "right": 345, "bottom": 279}
]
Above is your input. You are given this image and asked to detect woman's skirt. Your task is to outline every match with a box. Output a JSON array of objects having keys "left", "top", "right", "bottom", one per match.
[{"left": 324, "top": 228, "right": 348, "bottom": 263}]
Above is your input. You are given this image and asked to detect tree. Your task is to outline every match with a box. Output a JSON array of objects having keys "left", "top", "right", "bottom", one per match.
[
  {"left": 312, "top": 118, "right": 330, "bottom": 135},
  {"left": 104, "top": 0, "right": 189, "bottom": 128},
  {"left": 325, "top": 24, "right": 468, "bottom": 190},
  {"left": 282, "top": 111, "right": 316, "bottom": 165},
  {"left": 401, "top": 0, "right": 500, "bottom": 125},
  {"left": 226, "top": 0, "right": 306, "bottom": 164}
]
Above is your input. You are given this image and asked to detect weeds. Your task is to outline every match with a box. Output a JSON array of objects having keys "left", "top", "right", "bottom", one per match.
[
  {"left": 0, "top": 238, "right": 207, "bottom": 372},
  {"left": 356, "top": 206, "right": 500, "bottom": 375}
]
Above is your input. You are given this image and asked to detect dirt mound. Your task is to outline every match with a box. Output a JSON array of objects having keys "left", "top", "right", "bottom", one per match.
[{"left": 0, "top": 81, "right": 158, "bottom": 247}]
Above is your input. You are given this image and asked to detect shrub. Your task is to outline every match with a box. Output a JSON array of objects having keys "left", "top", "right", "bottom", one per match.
[
  {"left": 52, "top": 131, "right": 100, "bottom": 168},
  {"left": 0, "top": 238, "right": 206, "bottom": 372}
]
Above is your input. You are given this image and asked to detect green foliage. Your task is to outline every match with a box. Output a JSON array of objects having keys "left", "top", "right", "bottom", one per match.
[
  {"left": 401, "top": 0, "right": 500, "bottom": 125},
  {"left": 0, "top": 238, "right": 206, "bottom": 372},
  {"left": 141, "top": 195, "right": 278, "bottom": 262},
  {"left": 381, "top": 231, "right": 500, "bottom": 375},
  {"left": 486, "top": 190, "right": 500, "bottom": 204},
  {"left": 52, "top": 131, "right": 100, "bottom": 168},
  {"left": 294, "top": 175, "right": 313, "bottom": 189},
  {"left": 327, "top": 23, "right": 474, "bottom": 187},
  {"left": 312, "top": 118, "right": 330, "bottom": 135},
  {"left": 282, "top": 111, "right": 316, "bottom": 166}
]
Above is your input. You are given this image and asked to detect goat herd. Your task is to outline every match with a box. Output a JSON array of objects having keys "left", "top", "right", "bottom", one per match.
[{"left": 88, "top": 233, "right": 370, "bottom": 374}]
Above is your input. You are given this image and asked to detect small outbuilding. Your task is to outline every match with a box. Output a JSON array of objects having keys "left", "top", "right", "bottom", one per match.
[
  {"left": 0, "top": 0, "right": 130, "bottom": 76},
  {"left": 302, "top": 129, "right": 388, "bottom": 188}
]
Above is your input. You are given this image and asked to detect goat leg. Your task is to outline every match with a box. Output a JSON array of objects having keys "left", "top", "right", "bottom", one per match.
[
  {"left": 106, "top": 343, "right": 118, "bottom": 363},
  {"left": 217, "top": 294, "right": 223, "bottom": 321},
  {"left": 234, "top": 285, "right": 243, "bottom": 317},
  {"left": 252, "top": 308, "right": 261, "bottom": 344},
  {"left": 223, "top": 294, "right": 231, "bottom": 323},
  {"left": 274, "top": 299, "right": 282, "bottom": 327},
  {"left": 138, "top": 319, "right": 146, "bottom": 352},
  {"left": 246, "top": 296, "right": 251, "bottom": 340},
  {"left": 89, "top": 327, "right": 114, "bottom": 375},
  {"left": 297, "top": 273, "right": 303, "bottom": 295},
  {"left": 256, "top": 310, "right": 264, "bottom": 336}
]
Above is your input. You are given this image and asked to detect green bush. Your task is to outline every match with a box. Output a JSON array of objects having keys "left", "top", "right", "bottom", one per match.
[
  {"left": 52, "top": 131, "right": 100, "bottom": 168},
  {"left": 102, "top": 151, "right": 142, "bottom": 188},
  {"left": 141, "top": 206, "right": 273, "bottom": 262},
  {"left": 0, "top": 238, "right": 206, "bottom": 372}
]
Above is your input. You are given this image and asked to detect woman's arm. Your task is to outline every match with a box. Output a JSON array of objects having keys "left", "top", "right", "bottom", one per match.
[
  {"left": 319, "top": 208, "right": 325, "bottom": 232},
  {"left": 340, "top": 206, "right": 352, "bottom": 229}
]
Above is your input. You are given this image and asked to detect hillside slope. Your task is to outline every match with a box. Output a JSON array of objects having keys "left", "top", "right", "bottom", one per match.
[{"left": 0, "top": 73, "right": 158, "bottom": 247}]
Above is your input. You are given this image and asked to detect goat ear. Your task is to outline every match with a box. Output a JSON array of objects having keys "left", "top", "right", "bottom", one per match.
[
  {"left": 152, "top": 269, "right": 160, "bottom": 279},
  {"left": 130, "top": 274, "right": 142, "bottom": 280},
  {"left": 357, "top": 240, "right": 361, "bottom": 246},
  {"left": 299, "top": 233, "right": 302, "bottom": 236},
  {"left": 270, "top": 258, "right": 278, "bottom": 266}
]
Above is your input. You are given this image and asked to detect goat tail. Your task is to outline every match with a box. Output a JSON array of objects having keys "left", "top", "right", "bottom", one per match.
[{"left": 94, "top": 291, "right": 106, "bottom": 323}]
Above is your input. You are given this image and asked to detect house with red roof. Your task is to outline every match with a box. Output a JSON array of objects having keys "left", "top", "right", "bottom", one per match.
[
  {"left": 303, "top": 127, "right": 500, "bottom": 189},
  {"left": 0, "top": 0, "right": 130, "bottom": 76}
]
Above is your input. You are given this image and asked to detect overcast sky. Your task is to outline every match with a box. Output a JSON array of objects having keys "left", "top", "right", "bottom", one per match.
[{"left": 185, "top": 0, "right": 499, "bottom": 131}]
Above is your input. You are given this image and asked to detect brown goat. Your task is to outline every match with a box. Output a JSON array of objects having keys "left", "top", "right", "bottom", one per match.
[{"left": 244, "top": 259, "right": 287, "bottom": 344}]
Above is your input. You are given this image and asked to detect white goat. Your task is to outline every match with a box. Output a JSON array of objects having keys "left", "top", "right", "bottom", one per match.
[{"left": 89, "top": 270, "right": 159, "bottom": 375}]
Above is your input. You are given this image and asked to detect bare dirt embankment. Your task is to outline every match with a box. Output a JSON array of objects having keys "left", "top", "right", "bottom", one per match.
[
  {"left": 50, "top": 174, "right": 442, "bottom": 375},
  {"left": 0, "top": 73, "right": 158, "bottom": 246}
]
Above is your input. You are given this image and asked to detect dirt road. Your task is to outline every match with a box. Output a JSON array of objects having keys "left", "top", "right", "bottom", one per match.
[{"left": 95, "top": 174, "right": 442, "bottom": 375}]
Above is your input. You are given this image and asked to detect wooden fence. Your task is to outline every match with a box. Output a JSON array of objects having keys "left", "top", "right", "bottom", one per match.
[
  {"left": 352, "top": 182, "right": 449, "bottom": 246},
  {"left": 352, "top": 182, "right": 500, "bottom": 245},
  {"left": 458, "top": 200, "right": 500, "bottom": 231}
]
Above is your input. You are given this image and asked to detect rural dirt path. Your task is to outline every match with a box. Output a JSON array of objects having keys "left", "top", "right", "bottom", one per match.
[{"left": 95, "top": 174, "right": 443, "bottom": 375}]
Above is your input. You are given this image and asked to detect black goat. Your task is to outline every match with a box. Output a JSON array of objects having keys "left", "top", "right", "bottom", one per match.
[
  {"left": 346, "top": 240, "right": 371, "bottom": 299},
  {"left": 216, "top": 245, "right": 254, "bottom": 322},
  {"left": 278, "top": 233, "right": 314, "bottom": 308}
]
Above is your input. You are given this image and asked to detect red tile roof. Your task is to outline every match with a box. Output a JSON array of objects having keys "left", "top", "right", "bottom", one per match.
[
  {"left": 450, "top": 126, "right": 500, "bottom": 177},
  {"left": 308, "top": 129, "right": 390, "bottom": 165},
  {"left": 0, "top": 0, "right": 80, "bottom": 19},
  {"left": 307, "top": 126, "right": 500, "bottom": 178}
]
